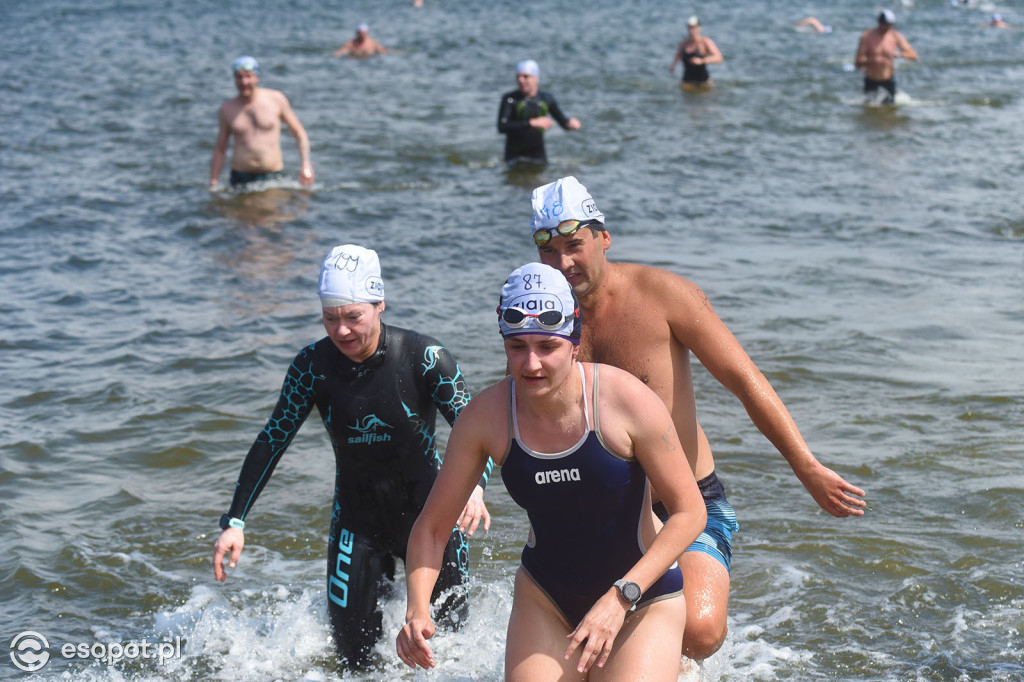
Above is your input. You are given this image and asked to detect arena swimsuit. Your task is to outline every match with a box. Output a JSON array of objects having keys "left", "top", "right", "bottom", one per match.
[
  {"left": 653, "top": 471, "right": 739, "bottom": 571},
  {"left": 497, "top": 89, "right": 574, "bottom": 163},
  {"left": 229, "top": 168, "right": 286, "bottom": 188},
  {"left": 500, "top": 363, "right": 685, "bottom": 626},
  {"left": 224, "top": 323, "right": 492, "bottom": 666}
]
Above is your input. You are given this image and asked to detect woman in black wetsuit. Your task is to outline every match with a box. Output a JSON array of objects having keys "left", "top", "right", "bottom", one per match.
[
  {"left": 669, "top": 15, "right": 724, "bottom": 90},
  {"left": 211, "top": 244, "right": 493, "bottom": 668}
]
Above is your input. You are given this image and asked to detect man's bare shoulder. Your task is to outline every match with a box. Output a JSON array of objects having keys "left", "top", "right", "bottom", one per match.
[
  {"left": 258, "top": 87, "right": 288, "bottom": 104},
  {"left": 611, "top": 261, "right": 699, "bottom": 296},
  {"left": 609, "top": 261, "right": 714, "bottom": 330}
]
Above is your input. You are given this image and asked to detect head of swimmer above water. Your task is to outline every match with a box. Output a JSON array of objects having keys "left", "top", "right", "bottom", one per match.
[
  {"left": 528, "top": 176, "right": 606, "bottom": 246},
  {"left": 232, "top": 55, "right": 260, "bottom": 93},
  {"left": 497, "top": 263, "right": 581, "bottom": 345},
  {"left": 318, "top": 244, "right": 387, "bottom": 363},
  {"left": 515, "top": 59, "right": 540, "bottom": 97}
]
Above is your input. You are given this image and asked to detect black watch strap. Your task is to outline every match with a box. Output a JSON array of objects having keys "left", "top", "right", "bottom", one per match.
[{"left": 219, "top": 514, "right": 245, "bottom": 530}]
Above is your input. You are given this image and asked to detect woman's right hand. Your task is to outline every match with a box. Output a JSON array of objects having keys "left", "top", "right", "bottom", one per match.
[
  {"left": 563, "top": 588, "right": 630, "bottom": 673},
  {"left": 396, "top": 615, "right": 437, "bottom": 669}
]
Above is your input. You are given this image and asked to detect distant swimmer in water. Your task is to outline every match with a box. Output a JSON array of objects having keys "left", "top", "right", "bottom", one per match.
[
  {"left": 209, "top": 56, "right": 314, "bottom": 190},
  {"left": 397, "top": 262, "right": 706, "bottom": 679},
  {"left": 211, "top": 244, "right": 493, "bottom": 668},
  {"left": 497, "top": 59, "right": 581, "bottom": 165},
  {"left": 795, "top": 16, "right": 833, "bottom": 34},
  {"left": 855, "top": 10, "right": 918, "bottom": 104},
  {"left": 670, "top": 16, "right": 723, "bottom": 91},
  {"left": 986, "top": 13, "right": 1010, "bottom": 29},
  {"left": 334, "top": 23, "right": 388, "bottom": 58}
]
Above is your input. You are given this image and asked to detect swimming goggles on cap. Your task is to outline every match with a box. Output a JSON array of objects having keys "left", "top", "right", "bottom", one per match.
[
  {"left": 501, "top": 306, "right": 577, "bottom": 330},
  {"left": 532, "top": 219, "right": 601, "bottom": 247}
]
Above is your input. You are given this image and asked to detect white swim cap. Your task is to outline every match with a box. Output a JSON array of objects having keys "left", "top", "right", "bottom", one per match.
[
  {"left": 498, "top": 263, "right": 581, "bottom": 343},
  {"left": 357, "top": 23, "right": 369, "bottom": 32},
  {"left": 687, "top": 15, "right": 700, "bottom": 27},
  {"left": 318, "top": 244, "right": 385, "bottom": 307},
  {"left": 516, "top": 59, "right": 540, "bottom": 79},
  {"left": 530, "top": 176, "right": 605, "bottom": 235},
  {"left": 879, "top": 9, "right": 896, "bottom": 24}
]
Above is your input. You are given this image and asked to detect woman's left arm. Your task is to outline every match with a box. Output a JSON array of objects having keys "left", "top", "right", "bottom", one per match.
[{"left": 564, "top": 369, "right": 705, "bottom": 673}]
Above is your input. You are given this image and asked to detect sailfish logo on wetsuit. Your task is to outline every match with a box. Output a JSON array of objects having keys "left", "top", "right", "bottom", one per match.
[
  {"left": 422, "top": 346, "right": 443, "bottom": 372},
  {"left": 347, "top": 415, "right": 393, "bottom": 444}
]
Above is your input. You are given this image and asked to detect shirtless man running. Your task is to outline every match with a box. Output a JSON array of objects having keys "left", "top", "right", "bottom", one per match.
[
  {"left": 209, "top": 56, "right": 314, "bottom": 190},
  {"left": 855, "top": 10, "right": 918, "bottom": 103},
  {"left": 528, "top": 176, "right": 867, "bottom": 661}
]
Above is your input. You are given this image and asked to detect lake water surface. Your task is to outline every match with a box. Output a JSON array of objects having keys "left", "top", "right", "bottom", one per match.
[{"left": 2, "top": 0, "right": 1022, "bottom": 680}]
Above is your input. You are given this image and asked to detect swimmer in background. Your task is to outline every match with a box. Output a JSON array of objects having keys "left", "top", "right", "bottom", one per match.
[
  {"left": 795, "top": 17, "right": 833, "bottom": 34},
  {"left": 986, "top": 13, "right": 1010, "bottom": 29},
  {"left": 209, "top": 56, "right": 314, "bottom": 190},
  {"left": 497, "top": 59, "right": 581, "bottom": 165},
  {"left": 334, "top": 24, "right": 388, "bottom": 58},
  {"left": 670, "top": 16, "right": 723, "bottom": 90},
  {"left": 855, "top": 10, "right": 918, "bottom": 104}
]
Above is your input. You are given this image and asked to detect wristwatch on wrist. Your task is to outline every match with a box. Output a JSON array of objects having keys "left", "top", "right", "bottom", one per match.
[
  {"left": 613, "top": 579, "right": 642, "bottom": 605},
  {"left": 219, "top": 514, "right": 245, "bottom": 531}
]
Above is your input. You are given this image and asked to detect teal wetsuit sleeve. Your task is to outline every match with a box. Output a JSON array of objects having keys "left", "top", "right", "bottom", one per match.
[
  {"left": 226, "top": 350, "right": 318, "bottom": 521},
  {"left": 424, "top": 344, "right": 494, "bottom": 490}
]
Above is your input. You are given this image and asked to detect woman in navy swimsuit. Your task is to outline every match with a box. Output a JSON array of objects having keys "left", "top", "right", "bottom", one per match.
[{"left": 397, "top": 263, "right": 706, "bottom": 680}]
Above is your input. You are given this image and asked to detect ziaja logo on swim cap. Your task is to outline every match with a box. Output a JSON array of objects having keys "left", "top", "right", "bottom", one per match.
[
  {"left": 580, "top": 198, "right": 599, "bottom": 219},
  {"left": 364, "top": 276, "right": 384, "bottom": 297},
  {"left": 535, "top": 468, "right": 581, "bottom": 485},
  {"left": 508, "top": 294, "right": 561, "bottom": 313}
]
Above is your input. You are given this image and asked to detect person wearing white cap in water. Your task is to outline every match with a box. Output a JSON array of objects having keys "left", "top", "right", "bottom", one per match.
[
  {"left": 397, "top": 262, "right": 705, "bottom": 679},
  {"left": 669, "top": 15, "right": 723, "bottom": 90},
  {"left": 855, "top": 9, "right": 918, "bottom": 103},
  {"left": 212, "top": 244, "right": 493, "bottom": 668},
  {"left": 525, "top": 176, "right": 867, "bottom": 662},
  {"left": 334, "top": 22, "right": 388, "bottom": 57},
  {"left": 987, "top": 13, "right": 1009, "bottom": 28},
  {"left": 497, "top": 59, "right": 581, "bottom": 164},
  {"left": 209, "top": 55, "right": 314, "bottom": 190}
]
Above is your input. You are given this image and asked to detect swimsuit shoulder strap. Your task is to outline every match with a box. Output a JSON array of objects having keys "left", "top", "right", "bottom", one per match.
[{"left": 508, "top": 377, "right": 518, "bottom": 442}]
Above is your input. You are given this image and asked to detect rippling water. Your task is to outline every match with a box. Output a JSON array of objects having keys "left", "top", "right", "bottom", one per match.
[{"left": 2, "top": 0, "right": 1022, "bottom": 680}]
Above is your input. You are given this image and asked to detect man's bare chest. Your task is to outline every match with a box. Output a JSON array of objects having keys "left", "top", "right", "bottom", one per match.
[{"left": 228, "top": 104, "right": 279, "bottom": 134}]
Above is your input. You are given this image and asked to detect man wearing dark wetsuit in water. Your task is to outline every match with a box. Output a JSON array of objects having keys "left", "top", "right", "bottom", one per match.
[
  {"left": 497, "top": 59, "right": 581, "bottom": 164},
  {"left": 212, "top": 244, "right": 492, "bottom": 668}
]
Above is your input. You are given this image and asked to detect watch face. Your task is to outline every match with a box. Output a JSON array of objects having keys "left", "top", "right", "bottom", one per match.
[{"left": 620, "top": 581, "right": 641, "bottom": 603}]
